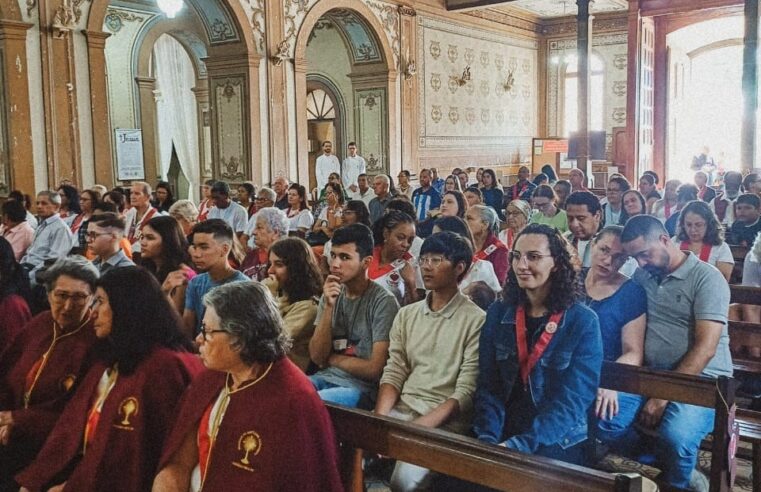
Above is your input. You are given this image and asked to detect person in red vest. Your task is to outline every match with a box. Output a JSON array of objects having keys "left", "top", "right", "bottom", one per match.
[
  {"left": 154, "top": 281, "right": 342, "bottom": 492},
  {"left": 0, "top": 257, "right": 99, "bottom": 491},
  {"left": 16, "top": 267, "right": 202, "bottom": 492}
]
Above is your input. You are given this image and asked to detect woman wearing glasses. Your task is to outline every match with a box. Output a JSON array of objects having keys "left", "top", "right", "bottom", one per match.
[
  {"left": 473, "top": 224, "right": 602, "bottom": 464},
  {"left": 530, "top": 185, "right": 568, "bottom": 233},
  {"left": 17, "top": 267, "right": 202, "bottom": 492},
  {"left": 499, "top": 199, "right": 531, "bottom": 251},
  {"left": 154, "top": 282, "right": 342, "bottom": 492},
  {"left": 0, "top": 257, "right": 99, "bottom": 490},
  {"left": 578, "top": 226, "right": 646, "bottom": 423},
  {"left": 465, "top": 205, "right": 509, "bottom": 285},
  {"left": 673, "top": 200, "right": 734, "bottom": 281}
]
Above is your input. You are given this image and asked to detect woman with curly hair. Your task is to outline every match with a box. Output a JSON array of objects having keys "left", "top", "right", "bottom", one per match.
[
  {"left": 472, "top": 223, "right": 602, "bottom": 464},
  {"left": 673, "top": 200, "right": 734, "bottom": 281},
  {"left": 267, "top": 237, "right": 323, "bottom": 372}
]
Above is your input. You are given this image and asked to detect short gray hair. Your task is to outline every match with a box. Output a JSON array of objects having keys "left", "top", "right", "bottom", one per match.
[
  {"left": 255, "top": 207, "right": 288, "bottom": 237},
  {"left": 203, "top": 282, "right": 290, "bottom": 365},
  {"left": 38, "top": 190, "right": 62, "bottom": 206},
  {"left": 169, "top": 199, "right": 199, "bottom": 223},
  {"left": 470, "top": 204, "right": 499, "bottom": 235},
  {"left": 43, "top": 255, "right": 99, "bottom": 293},
  {"left": 258, "top": 187, "right": 276, "bottom": 202},
  {"left": 374, "top": 174, "right": 389, "bottom": 186}
]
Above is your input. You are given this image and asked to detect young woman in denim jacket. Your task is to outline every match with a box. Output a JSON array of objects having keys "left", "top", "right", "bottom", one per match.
[{"left": 472, "top": 223, "right": 603, "bottom": 465}]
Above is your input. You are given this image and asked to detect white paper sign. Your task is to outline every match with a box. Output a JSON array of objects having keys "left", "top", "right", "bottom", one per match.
[{"left": 115, "top": 129, "right": 145, "bottom": 181}]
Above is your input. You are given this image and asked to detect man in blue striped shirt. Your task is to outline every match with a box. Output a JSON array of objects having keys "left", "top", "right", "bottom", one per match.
[{"left": 412, "top": 169, "right": 441, "bottom": 222}]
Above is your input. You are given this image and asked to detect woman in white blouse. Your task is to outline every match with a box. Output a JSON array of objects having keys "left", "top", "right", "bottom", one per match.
[
  {"left": 672, "top": 199, "right": 734, "bottom": 280},
  {"left": 286, "top": 183, "right": 314, "bottom": 237}
]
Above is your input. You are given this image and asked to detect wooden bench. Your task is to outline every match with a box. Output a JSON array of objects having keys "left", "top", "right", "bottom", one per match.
[
  {"left": 326, "top": 404, "right": 642, "bottom": 492},
  {"left": 730, "top": 284, "right": 761, "bottom": 306},
  {"left": 730, "top": 245, "right": 749, "bottom": 284},
  {"left": 728, "top": 286, "right": 761, "bottom": 375},
  {"left": 599, "top": 361, "right": 736, "bottom": 492}
]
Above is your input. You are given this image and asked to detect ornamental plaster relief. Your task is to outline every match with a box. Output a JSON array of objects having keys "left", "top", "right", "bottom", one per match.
[
  {"left": 417, "top": 15, "right": 538, "bottom": 150},
  {"left": 239, "top": 0, "right": 265, "bottom": 55}
]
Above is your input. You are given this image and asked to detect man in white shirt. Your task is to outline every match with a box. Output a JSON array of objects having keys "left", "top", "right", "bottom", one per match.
[
  {"left": 349, "top": 174, "right": 376, "bottom": 206},
  {"left": 565, "top": 191, "right": 602, "bottom": 267},
  {"left": 21, "top": 191, "right": 74, "bottom": 285},
  {"left": 208, "top": 181, "right": 248, "bottom": 239},
  {"left": 342, "top": 142, "right": 366, "bottom": 193},
  {"left": 316, "top": 140, "right": 341, "bottom": 193}
]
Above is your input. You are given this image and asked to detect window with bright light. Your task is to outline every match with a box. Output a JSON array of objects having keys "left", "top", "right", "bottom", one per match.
[{"left": 563, "top": 54, "right": 604, "bottom": 137}]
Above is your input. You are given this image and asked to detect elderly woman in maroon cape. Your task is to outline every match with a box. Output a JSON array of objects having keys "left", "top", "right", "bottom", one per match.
[
  {"left": 0, "top": 256, "right": 99, "bottom": 491},
  {"left": 16, "top": 266, "right": 202, "bottom": 492},
  {"left": 153, "top": 281, "right": 342, "bottom": 492}
]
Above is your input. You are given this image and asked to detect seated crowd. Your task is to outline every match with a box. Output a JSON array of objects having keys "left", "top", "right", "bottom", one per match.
[{"left": 0, "top": 161, "right": 759, "bottom": 492}]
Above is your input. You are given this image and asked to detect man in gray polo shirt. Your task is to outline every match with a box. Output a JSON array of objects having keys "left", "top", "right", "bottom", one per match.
[{"left": 597, "top": 215, "right": 730, "bottom": 491}]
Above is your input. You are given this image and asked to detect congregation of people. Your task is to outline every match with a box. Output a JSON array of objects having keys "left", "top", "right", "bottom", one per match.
[{"left": 1, "top": 140, "right": 761, "bottom": 491}]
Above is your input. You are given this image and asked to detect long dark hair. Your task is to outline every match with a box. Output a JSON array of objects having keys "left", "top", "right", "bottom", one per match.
[
  {"left": 482, "top": 169, "right": 499, "bottom": 189},
  {"left": 269, "top": 237, "right": 323, "bottom": 303},
  {"left": 140, "top": 216, "right": 192, "bottom": 283},
  {"left": 288, "top": 183, "right": 309, "bottom": 211},
  {"left": 443, "top": 190, "right": 467, "bottom": 218},
  {"left": 621, "top": 189, "right": 647, "bottom": 224},
  {"left": 503, "top": 223, "right": 579, "bottom": 312},
  {"left": 345, "top": 200, "right": 371, "bottom": 227},
  {"left": 58, "top": 185, "right": 82, "bottom": 214},
  {"left": 96, "top": 266, "right": 193, "bottom": 375},
  {"left": 0, "top": 237, "right": 31, "bottom": 301}
]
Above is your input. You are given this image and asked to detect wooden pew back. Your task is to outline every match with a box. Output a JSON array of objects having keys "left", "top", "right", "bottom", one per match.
[
  {"left": 326, "top": 404, "right": 642, "bottom": 492},
  {"left": 730, "top": 285, "right": 761, "bottom": 306},
  {"left": 599, "top": 362, "right": 736, "bottom": 492}
]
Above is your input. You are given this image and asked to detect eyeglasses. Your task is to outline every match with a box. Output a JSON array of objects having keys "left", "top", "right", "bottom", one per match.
[
  {"left": 51, "top": 290, "right": 90, "bottom": 305},
  {"left": 418, "top": 255, "right": 447, "bottom": 267},
  {"left": 199, "top": 322, "right": 228, "bottom": 341},
  {"left": 509, "top": 251, "right": 553, "bottom": 264},
  {"left": 506, "top": 211, "right": 525, "bottom": 217},
  {"left": 606, "top": 188, "right": 622, "bottom": 194},
  {"left": 89, "top": 296, "right": 105, "bottom": 310},
  {"left": 255, "top": 196, "right": 268, "bottom": 201}
]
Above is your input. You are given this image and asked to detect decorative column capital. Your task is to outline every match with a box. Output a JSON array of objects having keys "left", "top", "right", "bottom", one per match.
[
  {"left": 0, "top": 20, "right": 33, "bottom": 41},
  {"left": 83, "top": 30, "right": 111, "bottom": 48},
  {"left": 398, "top": 5, "right": 416, "bottom": 17}
]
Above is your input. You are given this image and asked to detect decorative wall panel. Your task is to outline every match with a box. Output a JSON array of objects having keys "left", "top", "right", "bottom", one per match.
[
  {"left": 355, "top": 88, "right": 387, "bottom": 174},
  {"left": 240, "top": 0, "right": 266, "bottom": 55},
  {"left": 546, "top": 32, "right": 628, "bottom": 155},
  {"left": 211, "top": 75, "right": 250, "bottom": 181},
  {"left": 191, "top": 0, "right": 239, "bottom": 45},
  {"left": 104, "top": 6, "right": 157, "bottom": 131},
  {"left": 417, "top": 16, "right": 538, "bottom": 154}
]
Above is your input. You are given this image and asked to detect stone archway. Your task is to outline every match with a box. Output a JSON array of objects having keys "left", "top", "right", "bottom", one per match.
[
  {"left": 294, "top": 0, "right": 398, "bottom": 185},
  {"left": 85, "top": 0, "right": 262, "bottom": 189}
]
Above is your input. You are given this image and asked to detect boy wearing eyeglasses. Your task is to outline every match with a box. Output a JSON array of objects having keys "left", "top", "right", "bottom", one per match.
[
  {"left": 374, "top": 231, "right": 485, "bottom": 491},
  {"left": 87, "top": 213, "right": 134, "bottom": 275}
]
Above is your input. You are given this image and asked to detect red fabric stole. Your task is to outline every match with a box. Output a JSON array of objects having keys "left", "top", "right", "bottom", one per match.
[
  {"left": 367, "top": 246, "right": 412, "bottom": 280},
  {"left": 197, "top": 402, "right": 214, "bottom": 482},
  {"left": 198, "top": 200, "right": 211, "bottom": 222},
  {"left": 128, "top": 208, "right": 158, "bottom": 244},
  {"left": 70, "top": 213, "right": 86, "bottom": 234},
  {"left": 82, "top": 367, "right": 118, "bottom": 454},
  {"left": 515, "top": 307, "right": 564, "bottom": 385},
  {"left": 512, "top": 182, "right": 528, "bottom": 201},
  {"left": 680, "top": 241, "right": 712, "bottom": 263},
  {"left": 474, "top": 239, "right": 507, "bottom": 262}
]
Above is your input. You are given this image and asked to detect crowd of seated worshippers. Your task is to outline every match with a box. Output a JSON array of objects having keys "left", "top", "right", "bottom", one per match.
[{"left": 0, "top": 163, "right": 759, "bottom": 491}]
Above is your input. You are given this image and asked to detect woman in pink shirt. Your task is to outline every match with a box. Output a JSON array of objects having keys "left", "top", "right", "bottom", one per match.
[{"left": 0, "top": 200, "right": 34, "bottom": 262}]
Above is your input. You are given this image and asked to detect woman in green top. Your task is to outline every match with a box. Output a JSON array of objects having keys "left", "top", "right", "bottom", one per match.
[{"left": 530, "top": 184, "right": 568, "bottom": 233}]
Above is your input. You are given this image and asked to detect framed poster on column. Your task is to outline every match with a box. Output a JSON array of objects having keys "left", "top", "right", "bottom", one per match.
[{"left": 114, "top": 129, "right": 145, "bottom": 181}]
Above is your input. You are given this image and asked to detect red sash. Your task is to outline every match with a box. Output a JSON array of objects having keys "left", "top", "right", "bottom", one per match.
[
  {"left": 680, "top": 241, "right": 712, "bottom": 263},
  {"left": 512, "top": 182, "right": 528, "bottom": 201},
  {"left": 368, "top": 246, "right": 413, "bottom": 280},
  {"left": 198, "top": 200, "right": 211, "bottom": 222},
  {"left": 82, "top": 367, "right": 118, "bottom": 454},
  {"left": 197, "top": 402, "right": 214, "bottom": 482},
  {"left": 515, "top": 306, "right": 564, "bottom": 385},
  {"left": 474, "top": 240, "right": 507, "bottom": 262},
  {"left": 128, "top": 208, "right": 158, "bottom": 244},
  {"left": 70, "top": 213, "right": 86, "bottom": 234}
]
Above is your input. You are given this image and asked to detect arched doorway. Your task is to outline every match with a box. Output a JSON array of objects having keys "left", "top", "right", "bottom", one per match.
[
  {"left": 85, "top": 0, "right": 262, "bottom": 191},
  {"left": 295, "top": 2, "right": 398, "bottom": 188},
  {"left": 306, "top": 84, "right": 344, "bottom": 193}
]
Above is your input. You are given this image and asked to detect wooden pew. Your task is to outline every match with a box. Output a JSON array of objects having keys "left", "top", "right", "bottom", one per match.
[
  {"left": 730, "top": 284, "right": 761, "bottom": 306},
  {"left": 730, "top": 245, "right": 749, "bottom": 284},
  {"left": 326, "top": 404, "right": 642, "bottom": 492},
  {"left": 599, "top": 361, "right": 736, "bottom": 492}
]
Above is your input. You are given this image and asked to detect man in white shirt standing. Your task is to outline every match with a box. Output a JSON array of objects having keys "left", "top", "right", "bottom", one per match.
[
  {"left": 316, "top": 140, "right": 341, "bottom": 193},
  {"left": 342, "top": 141, "right": 366, "bottom": 194}
]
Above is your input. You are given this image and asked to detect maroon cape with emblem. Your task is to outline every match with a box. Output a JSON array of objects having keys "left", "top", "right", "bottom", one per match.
[
  {"left": 0, "top": 311, "right": 97, "bottom": 478},
  {"left": 15, "top": 348, "right": 203, "bottom": 492},
  {"left": 158, "top": 357, "right": 343, "bottom": 491}
]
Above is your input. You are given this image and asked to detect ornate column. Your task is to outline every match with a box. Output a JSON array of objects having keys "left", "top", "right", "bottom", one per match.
[
  {"left": 84, "top": 30, "right": 114, "bottom": 186},
  {"left": 191, "top": 81, "right": 213, "bottom": 182},
  {"left": 135, "top": 76, "right": 160, "bottom": 183},
  {"left": 576, "top": 0, "right": 592, "bottom": 180},
  {"left": 37, "top": 0, "right": 83, "bottom": 187},
  {"left": 742, "top": 0, "right": 759, "bottom": 172},
  {"left": 399, "top": 5, "right": 418, "bottom": 172},
  {"left": 265, "top": 0, "right": 290, "bottom": 181},
  {"left": 0, "top": 20, "right": 34, "bottom": 193}
]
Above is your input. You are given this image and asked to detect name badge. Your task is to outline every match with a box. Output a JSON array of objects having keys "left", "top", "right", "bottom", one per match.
[{"left": 333, "top": 339, "right": 348, "bottom": 351}]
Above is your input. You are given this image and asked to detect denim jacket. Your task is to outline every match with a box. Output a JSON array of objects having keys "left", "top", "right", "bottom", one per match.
[{"left": 473, "top": 301, "right": 602, "bottom": 454}]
